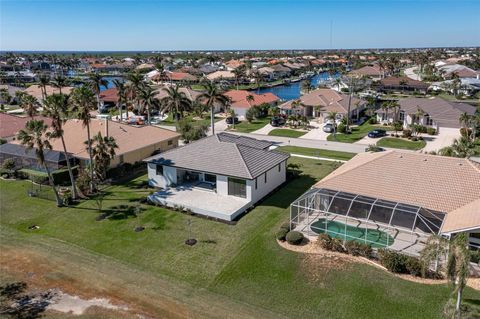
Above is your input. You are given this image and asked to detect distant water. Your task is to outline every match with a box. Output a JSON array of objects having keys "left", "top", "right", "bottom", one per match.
[
  {"left": 251, "top": 72, "right": 339, "bottom": 101},
  {"left": 101, "top": 76, "right": 124, "bottom": 91}
]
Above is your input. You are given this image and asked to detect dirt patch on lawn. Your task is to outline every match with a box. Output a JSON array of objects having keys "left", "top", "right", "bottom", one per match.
[{"left": 0, "top": 246, "right": 188, "bottom": 318}]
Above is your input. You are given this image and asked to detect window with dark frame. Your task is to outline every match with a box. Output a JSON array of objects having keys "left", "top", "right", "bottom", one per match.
[
  {"left": 228, "top": 177, "right": 247, "bottom": 198},
  {"left": 264, "top": 172, "right": 267, "bottom": 183},
  {"left": 156, "top": 165, "right": 163, "bottom": 175},
  {"left": 168, "top": 140, "right": 173, "bottom": 146},
  {"left": 278, "top": 163, "right": 281, "bottom": 172},
  {"left": 255, "top": 178, "right": 258, "bottom": 189}
]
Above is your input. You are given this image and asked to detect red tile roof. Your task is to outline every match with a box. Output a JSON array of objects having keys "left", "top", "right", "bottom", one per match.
[
  {"left": 99, "top": 88, "right": 119, "bottom": 103},
  {"left": 224, "top": 90, "right": 280, "bottom": 109},
  {"left": 0, "top": 113, "right": 52, "bottom": 139}
]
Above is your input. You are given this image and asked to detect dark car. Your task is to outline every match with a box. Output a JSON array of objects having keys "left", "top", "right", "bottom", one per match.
[
  {"left": 368, "top": 129, "right": 387, "bottom": 138},
  {"left": 270, "top": 116, "right": 286, "bottom": 127},
  {"left": 226, "top": 117, "right": 239, "bottom": 124}
]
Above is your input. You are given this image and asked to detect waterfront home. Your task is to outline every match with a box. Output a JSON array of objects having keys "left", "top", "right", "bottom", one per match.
[
  {"left": 279, "top": 88, "right": 365, "bottom": 122},
  {"left": 349, "top": 65, "right": 383, "bottom": 80},
  {"left": 145, "top": 133, "right": 289, "bottom": 221},
  {"left": 437, "top": 64, "right": 479, "bottom": 79},
  {"left": 375, "top": 97, "right": 476, "bottom": 131},
  {"left": 24, "top": 85, "right": 74, "bottom": 103},
  {"left": 223, "top": 90, "right": 280, "bottom": 118},
  {"left": 376, "top": 76, "right": 429, "bottom": 94},
  {"left": 290, "top": 151, "right": 480, "bottom": 255},
  {"left": 225, "top": 59, "right": 245, "bottom": 71},
  {"left": 206, "top": 70, "right": 235, "bottom": 82},
  {"left": 430, "top": 78, "right": 480, "bottom": 96}
]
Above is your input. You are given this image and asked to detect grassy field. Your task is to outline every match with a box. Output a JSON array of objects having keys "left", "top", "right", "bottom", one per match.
[
  {"left": 327, "top": 123, "right": 392, "bottom": 143},
  {"left": 229, "top": 117, "right": 271, "bottom": 133},
  {"left": 1, "top": 157, "right": 479, "bottom": 318},
  {"left": 160, "top": 114, "right": 223, "bottom": 127},
  {"left": 268, "top": 129, "right": 306, "bottom": 138},
  {"left": 377, "top": 137, "right": 426, "bottom": 150},
  {"left": 277, "top": 146, "right": 356, "bottom": 161}
]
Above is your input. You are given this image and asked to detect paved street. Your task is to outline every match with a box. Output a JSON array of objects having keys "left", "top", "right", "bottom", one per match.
[{"left": 404, "top": 66, "right": 421, "bottom": 81}]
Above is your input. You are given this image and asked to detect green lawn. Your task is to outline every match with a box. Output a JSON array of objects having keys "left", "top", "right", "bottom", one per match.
[
  {"left": 268, "top": 129, "right": 306, "bottom": 138},
  {"left": 377, "top": 137, "right": 426, "bottom": 150},
  {"left": 277, "top": 146, "right": 356, "bottom": 161},
  {"left": 327, "top": 123, "right": 392, "bottom": 143},
  {"left": 1, "top": 157, "right": 478, "bottom": 318},
  {"left": 229, "top": 117, "right": 271, "bottom": 133}
]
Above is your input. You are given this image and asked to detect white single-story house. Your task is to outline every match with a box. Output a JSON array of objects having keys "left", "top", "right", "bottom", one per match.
[{"left": 145, "top": 133, "right": 290, "bottom": 221}]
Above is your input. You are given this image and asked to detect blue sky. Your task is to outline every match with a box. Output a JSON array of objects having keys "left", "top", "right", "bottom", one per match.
[{"left": 1, "top": 0, "right": 479, "bottom": 51}]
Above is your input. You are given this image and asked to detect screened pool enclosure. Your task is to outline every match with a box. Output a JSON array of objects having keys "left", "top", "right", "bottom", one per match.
[{"left": 290, "top": 188, "right": 446, "bottom": 256}]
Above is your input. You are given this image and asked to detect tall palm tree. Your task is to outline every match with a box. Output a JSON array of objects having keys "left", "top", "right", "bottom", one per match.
[
  {"left": 87, "top": 132, "right": 118, "bottom": 181},
  {"left": 51, "top": 74, "right": 69, "bottom": 95},
  {"left": 126, "top": 71, "right": 144, "bottom": 111},
  {"left": 159, "top": 84, "right": 192, "bottom": 121},
  {"left": 43, "top": 94, "right": 78, "bottom": 199},
  {"left": 301, "top": 80, "right": 314, "bottom": 93},
  {"left": 232, "top": 66, "right": 246, "bottom": 90},
  {"left": 139, "top": 85, "right": 159, "bottom": 125},
  {"left": 70, "top": 86, "right": 97, "bottom": 192},
  {"left": 154, "top": 63, "right": 167, "bottom": 83},
  {"left": 88, "top": 73, "right": 109, "bottom": 113},
  {"left": 17, "top": 120, "right": 62, "bottom": 206},
  {"left": 112, "top": 79, "right": 126, "bottom": 122},
  {"left": 326, "top": 111, "right": 338, "bottom": 136},
  {"left": 196, "top": 81, "right": 229, "bottom": 135},
  {"left": 38, "top": 73, "right": 50, "bottom": 101},
  {"left": 20, "top": 94, "right": 40, "bottom": 119},
  {"left": 447, "top": 233, "right": 470, "bottom": 316}
]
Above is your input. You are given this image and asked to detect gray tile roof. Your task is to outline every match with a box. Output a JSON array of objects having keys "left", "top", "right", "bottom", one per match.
[
  {"left": 144, "top": 134, "right": 289, "bottom": 179},
  {"left": 216, "top": 132, "right": 274, "bottom": 150},
  {"left": 398, "top": 97, "right": 476, "bottom": 128}
]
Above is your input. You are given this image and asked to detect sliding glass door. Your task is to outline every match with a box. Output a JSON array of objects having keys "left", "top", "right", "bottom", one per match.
[{"left": 228, "top": 177, "right": 247, "bottom": 198}]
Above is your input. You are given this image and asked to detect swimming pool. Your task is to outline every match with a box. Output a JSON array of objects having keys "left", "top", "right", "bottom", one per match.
[{"left": 310, "top": 218, "right": 394, "bottom": 248}]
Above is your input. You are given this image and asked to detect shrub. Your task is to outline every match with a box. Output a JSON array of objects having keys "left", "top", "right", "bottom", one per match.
[
  {"left": 76, "top": 169, "right": 91, "bottom": 194},
  {"left": 0, "top": 138, "right": 6, "bottom": 145},
  {"left": 470, "top": 250, "right": 480, "bottom": 264},
  {"left": 18, "top": 169, "right": 49, "bottom": 184},
  {"left": 2, "top": 158, "right": 16, "bottom": 170},
  {"left": 402, "top": 129, "right": 412, "bottom": 138},
  {"left": 460, "top": 127, "right": 472, "bottom": 138},
  {"left": 427, "top": 127, "right": 436, "bottom": 135},
  {"left": 285, "top": 231, "right": 304, "bottom": 245},
  {"left": 330, "top": 238, "right": 345, "bottom": 253},
  {"left": 280, "top": 221, "right": 292, "bottom": 232},
  {"left": 345, "top": 241, "right": 372, "bottom": 258},
  {"left": 245, "top": 108, "right": 255, "bottom": 123},
  {"left": 276, "top": 228, "right": 289, "bottom": 241},
  {"left": 368, "top": 117, "right": 377, "bottom": 124},
  {"left": 317, "top": 233, "right": 332, "bottom": 250},
  {"left": 337, "top": 123, "right": 346, "bottom": 133},
  {"left": 405, "top": 256, "right": 423, "bottom": 277},
  {"left": 411, "top": 136, "right": 418, "bottom": 141},
  {"left": 378, "top": 249, "right": 408, "bottom": 273}
]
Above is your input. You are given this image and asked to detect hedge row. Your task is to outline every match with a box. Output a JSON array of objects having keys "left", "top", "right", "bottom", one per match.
[
  {"left": 18, "top": 167, "right": 78, "bottom": 185},
  {"left": 317, "top": 233, "right": 372, "bottom": 257}
]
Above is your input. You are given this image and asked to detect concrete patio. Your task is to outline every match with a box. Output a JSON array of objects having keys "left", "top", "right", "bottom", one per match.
[{"left": 147, "top": 184, "right": 251, "bottom": 221}]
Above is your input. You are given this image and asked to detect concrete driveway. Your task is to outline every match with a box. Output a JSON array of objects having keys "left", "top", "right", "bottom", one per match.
[
  {"left": 252, "top": 123, "right": 275, "bottom": 135},
  {"left": 422, "top": 127, "right": 460, "bottom": 152},
  {"left": 404, "top": 67, "right": 421, "bottom": 81}
]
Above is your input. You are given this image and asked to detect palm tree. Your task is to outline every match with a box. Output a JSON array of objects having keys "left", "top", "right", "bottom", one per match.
[
  {"left": 38, "top": 73, "right": 50, "bottom": 101},
  {"left": 229, "top": 108, "right": 237, "bottom": 129},
  {"left": 70, "top": 86, "right": 97, "bottom": 192},
  {"left": 87, "top": 132, "right": 118, "bottom": 181},
  {"left": 380, "top": 102, "right": 389, "bottom": 123},
  {"left": 139, "top": 85, "right": 159, "bottom": 125},
  {"left": 20, "top": 94, "right": 40, "bottom": 119},
  {"left": 334, "top": 77, "right": 342, "bottom": 91},
  {"left": 154, "top": 63, "right": 167, "bottom": 83},
  {"left": 17, "top": 120, "right": 62, "bottom": 206},
  {"left": 126, "top": 71, "right": 144, "bottom": 111},
  {"left": 159, "top": 84, "right": 192, "bottom": 121},
  {"left": 232, "top": 66, "right": 246, "bottom": 90},
  {"left": 196, "top": 81, "right": 229, "bottom": 135},
  {"left": 51, "top": 74, "right": 69, "bottom": 95},
  {"left": 88, "top": 73, "right": 109, "bottom": 113},
  {"left": 325, "top": 111, "right": 338, "bottom": 136},
  {"left": 43, "top": 94, "right": 78, "bottom": 199},
  {"left": 419, "top": 234, "right": 448, "bottom": 275},
  {"left": 113, "top": 79, "right": 126, "bottom": 122},
  {"left": 447, "top": 233, "right": 470, "bottom": 316},
  {"left": 301, "top": 80, "right": 314, "bottom": 93}
]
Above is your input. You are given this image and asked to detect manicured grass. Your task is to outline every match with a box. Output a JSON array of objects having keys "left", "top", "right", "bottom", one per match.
[
  {"left": 268, "top": 128, "right": 306, "bottom": 138},
  {"left": 277, "top": 145, "right": 356, "bottom": 161},
  {"left": 1, "top": 157, "right": 478, "bottom": 318},
  {"left": 327, "top": 123, "right": 392, "bottom": 143},
  {"left": 377, "top": 137, "right": 426, "bottom": 150},
  {"left": 229, "top": 117, "right": 271, "bottom": 133}
]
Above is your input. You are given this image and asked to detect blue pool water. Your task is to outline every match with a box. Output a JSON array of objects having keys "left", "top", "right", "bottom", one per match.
[{"left": 251, "top": 72, "right": 339, "bottom": 101}]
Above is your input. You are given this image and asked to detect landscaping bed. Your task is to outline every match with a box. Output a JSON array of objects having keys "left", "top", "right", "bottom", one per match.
[{"left": 268, "top": 128, "right": 306, "bottom": 138}]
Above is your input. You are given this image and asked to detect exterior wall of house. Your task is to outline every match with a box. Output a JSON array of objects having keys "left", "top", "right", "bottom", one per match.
[
  {"left": 147, "top": 164, "right": 177, "bottom": 188},
  {"left": 248, "top": 160, "right": 287, "bottom": 204},
  {"left": 110, "top": 137, "right": 179, "bottom": 167},
  {"left": 216, "top": 174, "right": 229, "bottom": 196},
  {"left": 232, "top": 107, "right": 247, "bottom": 119}
]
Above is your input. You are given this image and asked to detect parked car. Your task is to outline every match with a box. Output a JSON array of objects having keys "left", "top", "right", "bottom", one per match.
[
  {"left": 226, "top": 117, "right": 239, "bottom": 124},
  {"left": 367, "top": 129, "right": 387, "bottom": 138},
  {"left": 323, "top": 123, "right": 335, "bottom": 133},
  {"left": 270, "top": 116, "right": 285, "bottom": 127}
]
